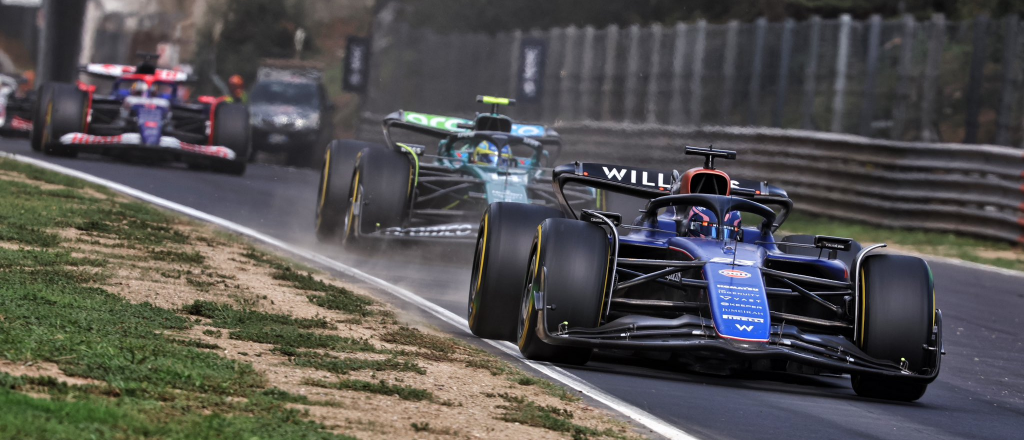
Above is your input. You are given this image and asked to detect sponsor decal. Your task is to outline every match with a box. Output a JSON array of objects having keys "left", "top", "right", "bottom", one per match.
[
  {"left": 517, "top": 38, "right": 547, "bottom": 102},
  {"left": 383, "top": 224, "right": 474, "bottom": 237},
  {"left": 715, "top": 284, "right": 759, "bottom": 291},
  {"left": 343, "top": 36, "right": 370, "bottom": 93},
  {"left": 403, "top": 112, "right": 471, "bottom": 132},
  {"left": 489, "top": 189, "right": 525, "bottom": 202},
  {"left": 718, "top": 269, "right": 751, "bottom": 279},
  {"left": 721, "top": 302, "right": 763, "bottom": 309},
  {"left": 735, "top": 324, "right": 755, "bottom": 331},
  {"left": 600, "top": 166, "right": 671, "bottom": 188},
  {"left": 709, "top": 257, "right": 756, "bottom": 266},
  {"left": 722, "top": 314, "right": 764, "bottom": 323}
]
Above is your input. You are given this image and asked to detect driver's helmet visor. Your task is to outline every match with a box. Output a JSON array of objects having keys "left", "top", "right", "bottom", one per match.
[
  {"left": 473, "top": 142, "right": 499, "bottom": 165},
  {"left": 686, "top": 208, "right": 742, "bottom": 240}
]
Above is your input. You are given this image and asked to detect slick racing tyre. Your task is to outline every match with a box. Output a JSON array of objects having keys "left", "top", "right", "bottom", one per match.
[
  {"left": 211, "top": 103, "right": 251, "bottom": 175},
  {"left": 30, "top": 83, "right": 55, "bottom": 152},
  {"left": 852, "top": 254, "right": 935, "bottom": 402},
  {"left": 316, "top": 140, "right": 380, "bottom": 242},
  {"left": 342, "top": 147, "right": 411, "bottom": 249},
  {"left": 518, "top": 219, "right": 610, "bottom": 365},
  {"left": 41, "top": 84, "right": 86, "bottom": 157},
  {"left": 780, "top": 234, "right": 862, "bottom": 269},
  {"left": 468, "top": 203, "right": 565, "bottom": 342}
]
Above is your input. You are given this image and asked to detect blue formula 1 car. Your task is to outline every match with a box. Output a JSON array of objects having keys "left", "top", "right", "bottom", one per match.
[
  {"left": 468, "top": 146, "right": 943, "bottom": 402},
  {"left": 31, "top": 55, "right": 251, "bottom": 174},
  {"left": 315, "top": 96, "right": 596, "bottom": 247}
]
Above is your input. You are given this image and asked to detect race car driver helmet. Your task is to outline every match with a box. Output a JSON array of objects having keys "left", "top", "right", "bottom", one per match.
[
  {"left": 471, "top": 141, "right": 499, "bottom": 165},
  {"left": 684, "top": 206, "right": 742, "bottom": 240},
  {"left": 130, "top": 81, "right": 150, "bottom": 98}
]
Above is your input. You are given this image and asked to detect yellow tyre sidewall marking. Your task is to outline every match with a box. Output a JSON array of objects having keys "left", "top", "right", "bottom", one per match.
[
  {"left": 316, "top": 148, "right": 332, "bottom": 229},
  {"left": 519, "top": 225, "right": 543, "bottom": 349}
]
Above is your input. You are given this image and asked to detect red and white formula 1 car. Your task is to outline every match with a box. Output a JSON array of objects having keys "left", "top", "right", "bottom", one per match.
[{"left": 31, "top": 55, "right": 251, "bottom": 175}]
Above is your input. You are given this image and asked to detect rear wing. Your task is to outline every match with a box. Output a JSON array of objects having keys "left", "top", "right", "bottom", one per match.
[
  {"left": 552, "top": 162, "right": 793, "bottom": 229},
  {"left": 80, "top": 64, "right": 190, "bottom": 82},
  {"left": 380, "top": 110, "right": 561, "bottom": 159}
]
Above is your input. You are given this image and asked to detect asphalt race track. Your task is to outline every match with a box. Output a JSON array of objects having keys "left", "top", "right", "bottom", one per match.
[{"left": 3, "top": 137, "right": 1023, "bottom": 439}]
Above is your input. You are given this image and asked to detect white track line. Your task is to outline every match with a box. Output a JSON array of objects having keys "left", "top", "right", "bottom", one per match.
[{"left": 1, "top": 152, "right": 695, "bottom": 440}]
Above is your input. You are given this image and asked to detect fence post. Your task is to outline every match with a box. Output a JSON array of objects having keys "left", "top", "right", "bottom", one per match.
[
  {"left": 800, "top": 16, "right": 822, "bottom": 130},
  {"left": 720, "top": 20, "right": 739, "bottom": 124},
  {"left": 623, "top": 24, "right": 642, "bottom": 122},
  {"left": 578, "top": 26, "right": 597, "bottom": 120},
  {"left": 541, "top": 27, "right": 564, "bottom": 122},
  {"left": 964, "top": 14, "right": 990, "bottom": 143},
  {"left": 996, "top": 15, "right": 1020, "bottom": 145},
  {"left": 645, "top": 23, "right": 664, "bottom": 124},
  {"left": 669, "top": 22, "right": 688, "bottom": 125},
  {"left": 773, "top": 18, "right": 795, "bottom": 127},
  {"left": 508, "top": 30, "right": 522, "bottom": 99},
  {"left": 558, "top": 26, "right": 579, "bottom": 121},
  {"left": 921, "top": 14, "right": 945, "bottom": 142},
  {"left": 747, "top": 17, "right": 767, "bottom": 126},
  {"left": 859, "top": 14, "right": 882, "bottom": 135},
  {"left": 600, "top": 25, "right": 620, "bottom": 121},
  {"left": 891, "top": 14, "right": 915, "bottom": 140},
  {"left": 830, "top": 14, "right": 852, "bottom": 133},
  {"left": 689, "top": 20, "right": 707, "bottom": 126}
]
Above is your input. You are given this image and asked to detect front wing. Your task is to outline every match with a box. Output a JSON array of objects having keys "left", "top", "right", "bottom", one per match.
[{"left": 59, "top": 133, "right": 236, "bottom": 161}]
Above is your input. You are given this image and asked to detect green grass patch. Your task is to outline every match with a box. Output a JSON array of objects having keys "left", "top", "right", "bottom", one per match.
[
  {"left": 490, "top": 392, "right": 623, "bottom": 440},
  {"left": 147, "top": 248, "right": 205, "bottom": 265},
  {"left": 182, "top": 300, "right": 387, "bottom": 354},
  {"left": 279, "top": 348, "right": 424, "bottom": 375},
  {"left": 0, "top": 163, "right": 357, "bottom": 438},
  {"left": 270, "top": 267, "right": 375, "bottom": 316},
  {"left": 305, "top": 378, "right": 435, "bottom": 402},
  {"left": 167, "top": 338, "right": 222, "bottom": 350},
  {"left": 465, "top": 354, "right": 580, "bottom": 402},
  {"left": 781, "top": 212, "right": 1024, "bottom": 272}
]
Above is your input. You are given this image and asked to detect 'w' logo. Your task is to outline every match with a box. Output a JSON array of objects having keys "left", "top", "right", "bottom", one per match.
[
  {"left": 602, "top": 167, "right": 628, "bottom": 181},
  {"left": 735, "top": 324, "right": 754, "bottom": 332}
]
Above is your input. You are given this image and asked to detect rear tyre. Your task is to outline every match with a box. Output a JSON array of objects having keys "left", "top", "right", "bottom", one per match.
[
  {"left": 41, "top": 84, "right": 86, "bottom": 157},
  {"left": 30, "top": 83, "right": 54, "bottom": 151},
  {"left": 851, "top": 254, "right": 935, "bottom": 402},
  {"left": 468, "top": 203, "right": 565, "bottom": 341},
  {"left": 315, "top": 140, "right": 380, "bottom": 242},
  {"left": 210, "top": 103, "right": 251, "bottom": 175},
  {"left": 517, "top": 219, "right": 609, "bottom": 365},
  {"left": 342, "top": 147, "right": 411, "bottom": 250}
]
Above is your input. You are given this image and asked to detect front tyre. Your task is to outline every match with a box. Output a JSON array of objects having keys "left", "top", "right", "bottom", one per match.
[
  {"left": 210, "top": 103, "right": 251, "bottom": 175},
  {"left": 342, "top": 147, "right": 411, "bottom": 250},
  {"left": 30, "top": 83, "right": 55, "bottom": 151},
  {"left": 517, "top": 219, "right": 610, "bottom": 365},
  {"left": 852, "top": 254, "right": 935, "bottom": 402},
  {"left": 41, "top": 84, "right": 86, "bottom": 157},
  {"left": 468, "top": 203, "right": 565, "bottom": 341},
  {"left": 316, "top": 140, "right": 379, "bottom": 242}
]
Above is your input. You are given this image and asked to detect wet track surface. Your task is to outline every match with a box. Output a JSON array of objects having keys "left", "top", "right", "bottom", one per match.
[{"left": 3, "top": 137, "right": 1023, "bottom": 439}]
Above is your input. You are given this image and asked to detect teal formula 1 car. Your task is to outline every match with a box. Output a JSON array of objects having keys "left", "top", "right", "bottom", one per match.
[{"left": 315, "top": 96, "right": 596, "bottom": 246}]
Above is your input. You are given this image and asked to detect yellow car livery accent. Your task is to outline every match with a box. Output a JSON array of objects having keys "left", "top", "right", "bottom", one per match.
[
  {"left": 397, "top": 143, "right": 420, "bottom": 194},
  {"left": 480, "top": 96, "right": 510, "bottom": 106}
]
